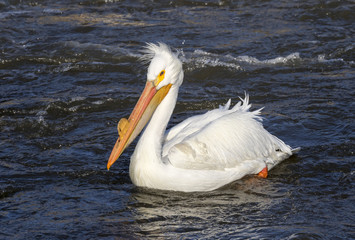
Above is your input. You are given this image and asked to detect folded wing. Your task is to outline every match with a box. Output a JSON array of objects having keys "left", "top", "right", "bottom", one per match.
[{"left": 162, "top": 95, "right": 292, "bottom": 171}]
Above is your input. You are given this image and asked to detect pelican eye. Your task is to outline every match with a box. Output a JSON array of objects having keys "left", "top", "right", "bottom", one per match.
[{"left": 155, "top": 70, "right": 165, "bottom": 86}]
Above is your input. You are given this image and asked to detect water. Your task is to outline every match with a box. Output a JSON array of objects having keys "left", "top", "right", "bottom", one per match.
[{"left": 0, "top": 0, "right": 354, "bottom": 239}]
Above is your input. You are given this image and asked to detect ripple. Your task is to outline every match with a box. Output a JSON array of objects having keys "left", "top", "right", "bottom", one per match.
[{"left": 1, "top": 0, "right": 354, "bottom": 239}]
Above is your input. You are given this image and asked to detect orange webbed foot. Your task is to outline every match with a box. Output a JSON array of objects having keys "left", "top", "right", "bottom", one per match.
[{"left": 257, "top": 167, "right": 268, "bottom": 178}]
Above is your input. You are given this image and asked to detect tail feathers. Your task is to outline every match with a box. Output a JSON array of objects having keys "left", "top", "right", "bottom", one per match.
[
  {"left": 222, "top": 92, "right": 252, "bottom": 113},
  {"left": 291, "top": 147, "right": 301, "bottom": 154},
  {"left": 219, "top": 94, "right": 251, "bottom": 112},
  {"left": 220, "top": 93, "right": 262, "bottom": 116},
  {"left": 219, "top": 99, "right": 231, "bottom": 110}
]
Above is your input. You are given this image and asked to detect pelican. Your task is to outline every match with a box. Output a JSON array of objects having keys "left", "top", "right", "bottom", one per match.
[{"left": 107, "top": 43, "right": 299, "bottom": 192}]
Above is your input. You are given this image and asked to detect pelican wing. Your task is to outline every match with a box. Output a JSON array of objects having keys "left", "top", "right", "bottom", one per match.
[
  {"left": 162, "top": 95, "right": 292, "bottom": 171},
  {"left": 163, "top": 98, "right": 234, "bottom": 150}
]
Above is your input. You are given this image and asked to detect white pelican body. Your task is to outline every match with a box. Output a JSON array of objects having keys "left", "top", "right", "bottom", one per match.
[{"left": 108, "top": 43, "right": 298, "bottom": 192}]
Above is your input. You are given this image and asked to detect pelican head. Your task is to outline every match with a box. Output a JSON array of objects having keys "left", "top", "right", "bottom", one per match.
[
  {"left": 144, "top": 43, "right": 183, "bottom": 88},
  {"left": 107, "top": 43, "right": 183, "bottom": 169}
]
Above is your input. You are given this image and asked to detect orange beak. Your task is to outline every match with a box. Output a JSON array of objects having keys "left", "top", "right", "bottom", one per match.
[{"left": 107, "top": 81, "right": 172, "bottom": 170}]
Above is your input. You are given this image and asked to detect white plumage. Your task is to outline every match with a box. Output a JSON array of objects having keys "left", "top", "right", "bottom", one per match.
[{"left": 108, "top": 43, "right": 299, "bottom": 192}]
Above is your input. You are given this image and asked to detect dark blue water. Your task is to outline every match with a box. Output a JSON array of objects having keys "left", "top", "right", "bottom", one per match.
[{"left": 1, "top": 0, "right": 354, "bottom": 239}]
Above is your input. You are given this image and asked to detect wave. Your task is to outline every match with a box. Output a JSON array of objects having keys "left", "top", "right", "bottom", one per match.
[
  {"left": 181, "top": 49, "right": 302, "bottom": 71},
  {"left": 179, "top": 47, "right": 354, "bottom": 72},
  {"left": 61, "top": 41, "right": 138, "bottom": 58},
  {"left": 1, "top": 39, "right": 353, "bottom": 74},
  {"left": 53, "top": 41, "right": 355, "bottom": 71},
  {"left": 0, "top": 96, "right": 118, "bottom": 137}
]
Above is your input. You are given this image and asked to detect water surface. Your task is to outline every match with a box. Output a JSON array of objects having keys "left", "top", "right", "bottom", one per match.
[{"left": 1, "top": 0, "right": 354, "bottom": 239}]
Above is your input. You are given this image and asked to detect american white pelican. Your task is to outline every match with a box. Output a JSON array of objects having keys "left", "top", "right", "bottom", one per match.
[{"left": 107, "top": 43, "right": 299, "bottom": 192}]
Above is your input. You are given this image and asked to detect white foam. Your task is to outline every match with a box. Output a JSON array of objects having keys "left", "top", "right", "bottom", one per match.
[
  {"left": 71, "top": 96, "right": 86, "bottom": 102},
  {"left": 69, "top": 106, "right": 79, "bottom": 112},
  {"left": 92, "top": 100, "right": 104, "bottom": 105},
  {"left": 236, "top": 52, "right": 300, "bottom": 64},
  {"left": 182, "top": 47, "right": 352, "bottom": 71},
  {"left": 36, "top": 110, "right": 47, "bottom": 116},
  {"left": 317, "top": 54, "right": 343, "bottom": 63},
  {"left": 182, "top": 49, "right": 243, "bottom": 70},
  {"left": 185, "top": 49, "right": 303, "bottom": 71}
]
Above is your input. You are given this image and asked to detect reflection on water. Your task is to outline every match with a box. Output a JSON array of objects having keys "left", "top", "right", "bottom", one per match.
[
  {"left": 0, "top": 0, "right": 354, "bottom": 239},
  {"left": 129, "top": 177, "right": 277, "bottom": 238}
]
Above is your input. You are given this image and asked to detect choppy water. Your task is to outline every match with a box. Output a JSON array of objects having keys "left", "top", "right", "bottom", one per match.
[{"left": 1, "top": 0, "right": 354, "bottom": 239}]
